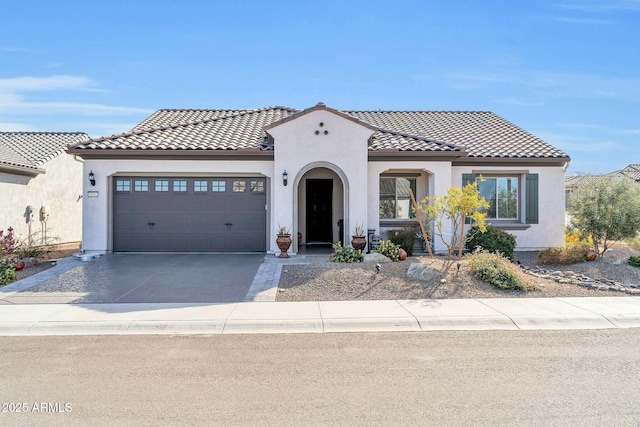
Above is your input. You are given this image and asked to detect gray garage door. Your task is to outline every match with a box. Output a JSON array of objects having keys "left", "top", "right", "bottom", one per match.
[{"left": 113, "top": 177, "right": 266, "bottom": 252}]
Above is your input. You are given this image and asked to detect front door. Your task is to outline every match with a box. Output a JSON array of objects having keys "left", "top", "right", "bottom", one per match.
[{"left": 306, "top": 179, "right": 333, "bottom": 243}]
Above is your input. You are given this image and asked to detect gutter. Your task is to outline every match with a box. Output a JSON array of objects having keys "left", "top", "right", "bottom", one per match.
[{"left": 0, "top": 163, "right": 45, "bottom": 176}]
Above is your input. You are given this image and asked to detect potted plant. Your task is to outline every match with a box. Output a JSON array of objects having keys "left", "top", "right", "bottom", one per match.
[
  {"left": 351, "top": 224, "right": 367, "bottom": 252},
  {"left": 276, "top": 224, "right": 292, "bottom": 258}
]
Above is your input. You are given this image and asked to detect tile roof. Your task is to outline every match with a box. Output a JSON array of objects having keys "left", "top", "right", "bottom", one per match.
[
  {"left": 68, "top": 105, "right": 569, "bottom": 160},
  {"left": 0, "top": 132, "right": 88, "bottom": 172},
  {"left": 565, "top": 164, "right": 640, "bottom": 188}
]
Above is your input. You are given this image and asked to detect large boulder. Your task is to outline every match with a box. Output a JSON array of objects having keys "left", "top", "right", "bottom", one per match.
[
  {"left": 602, "top": 247, "right": 640, "bottom": 264},
  {"left": 364, "top": 253, "right": 392, "bottom": 263},
  {"left": 406, "top": 263, "right": 439, "bottom": 282}
]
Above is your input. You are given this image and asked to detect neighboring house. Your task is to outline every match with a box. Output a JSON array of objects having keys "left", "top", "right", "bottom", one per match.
[
  {"left": 0, "top": 132, "right": 88, "bottom": 246},
  {"left": 67, "top": 103, "right": 570, "bottom": 254},
  {"left": 565, "top": 164, "right": 640, "bottom": 207}
]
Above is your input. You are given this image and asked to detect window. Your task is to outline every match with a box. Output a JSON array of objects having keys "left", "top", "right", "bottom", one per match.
[
  {"left": 212, "top": 180, "right": 226, "bottom": 192},
  {"left": 476, "top": 177, "right": 519, "bottom": 220},
  {"left": 194, "top": 180, "right": 208, "bottom": 192},
  {"left": 250, "top": 180, "right": 264, "bottom": 193},
  {"left": 233, "top": 180, "right": 246, "bottom": 192},
  {"left": 379, "top": 177, "right": 417, "bottom": 219},
  {"left": 116, "top": 179, "right": 131, "bottom": 192},
  {"left": 134, "top": 180, "right": 149, "bottom": 192},
  {"left": 173, "top": 180, "right": 187, "bottom": 192},
  {"left": 155, "top": 180, "right": 169, "bottom": 192}
]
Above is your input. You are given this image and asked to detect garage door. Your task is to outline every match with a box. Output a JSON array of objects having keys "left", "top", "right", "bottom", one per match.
[{"left": 113, "top": 177, "right": 266, "bottom": 252}]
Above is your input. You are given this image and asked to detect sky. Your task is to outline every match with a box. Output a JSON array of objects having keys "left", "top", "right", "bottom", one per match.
[{"left": 1, "top": 0, "right": 638, "bottom": 174}]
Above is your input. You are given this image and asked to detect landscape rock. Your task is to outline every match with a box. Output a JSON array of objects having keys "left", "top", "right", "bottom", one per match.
[
  {"left": 364, "top": 253, "right": 392, "bottom": 263},
  {"left": 602, "top": 247, "right": 640, "bottom": 264},
  {"left": 406, "top": 263, "right": 439, "bottom": 282},
  {"left": 520, "top": 264, "right": 639, "bottom": 295}
]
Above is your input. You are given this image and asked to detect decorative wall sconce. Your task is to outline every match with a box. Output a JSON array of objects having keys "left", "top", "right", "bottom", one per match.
[
  {"left": 89, "top": 170, "right": 96, "bottom": 187},
  {"left": 283, "top": 170, "right": 288, "bottom": 186}
]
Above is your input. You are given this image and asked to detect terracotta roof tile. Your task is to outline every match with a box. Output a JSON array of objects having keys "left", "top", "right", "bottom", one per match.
[
  {"left": 0, "top": 132, "right": 88, "bottom": 171},
  {"left": 69, "top": 106, "right": 569, "bottom": 159}
]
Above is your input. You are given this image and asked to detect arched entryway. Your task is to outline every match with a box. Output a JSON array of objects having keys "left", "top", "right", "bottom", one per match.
[{"left": 293, "top": 163, "right": 348, "bottom": 252}]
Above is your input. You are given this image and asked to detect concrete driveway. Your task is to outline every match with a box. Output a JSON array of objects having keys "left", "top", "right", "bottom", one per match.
[{"left": 0, "top": 254, "right": 265, "bottom": 304}]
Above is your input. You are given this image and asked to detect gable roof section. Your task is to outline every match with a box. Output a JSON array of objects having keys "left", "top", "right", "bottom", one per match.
[
  {"left": 1, "top": 132, "right": 88, "bottom": 175},
  {"left": 68, "top": 105, "right": 569, "bottom": 163}
]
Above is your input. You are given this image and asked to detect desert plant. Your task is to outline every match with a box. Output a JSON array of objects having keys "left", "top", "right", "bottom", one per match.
[
  {"left": 330, "top": 242, "right": 364, "bottom": 263},
  {"left": 352, "top": 224, "right": 366, "bottom": 237},
  {"left": 374, "top": 240, "right": 400, "bottom": 261},
  {"left": 277, "top": 224, "right": 291, "bottom": 236},
  {"left": 417, "top": 181, "right": 489, "bottom": 260},
  {"left": 465, "top": 225, "right": 516, "bottom": 260},
  {"left": 567, "top": 175, "right": 640, "bottom": 256},
  {"left": 626, "top": 233, "right": 640, "bottom": 252},
  {"left": 537, "top": 242, "right": 591, "bottom": 265},
  {"left": 628, "top": 256, "right": 640, "bottom": 268},
  {"left": 389, "top": 228, "right": 417, "bottom": 256},
  {"left": 0, "top": 264, "right": 17, "bottom": 286},
  {"left": 466, "top": 250, "right": 526, "bottom": 291}
]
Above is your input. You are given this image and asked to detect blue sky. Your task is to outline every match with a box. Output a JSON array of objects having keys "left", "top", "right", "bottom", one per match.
[{"left": 1, "top": 0, "right": 638, "bottom": 174}]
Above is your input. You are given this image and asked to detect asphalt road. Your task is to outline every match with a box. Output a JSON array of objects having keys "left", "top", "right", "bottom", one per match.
[{"left": 1, "top": 330, "right": 639, "bottom": 426}]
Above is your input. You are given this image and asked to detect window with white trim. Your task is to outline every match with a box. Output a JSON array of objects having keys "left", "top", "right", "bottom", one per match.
[
  {"left": 212, "top": 180, "right": 226, "bottom": 192},
  {"left": 173, "top": 180, "right": 187, "bottom": 192},
  {"left": 477, "top": 177, "right": 519, "bottom": 220},
  {"left": 116, "top": 179, "right": 131, "bottom": 192},
  {"left": 134, "top": 180, "right": 149, "bottom": 192},
  {"left": 194, "top": 180, "right": 208, "bottom": 192},
  {"left": 379, "top": 177, "right": 417, "bottom": 219}
]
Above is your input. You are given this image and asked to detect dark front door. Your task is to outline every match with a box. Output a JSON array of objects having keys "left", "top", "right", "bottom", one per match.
[{"left": 306, "top": 179, "right": 333, "bottom": 243}]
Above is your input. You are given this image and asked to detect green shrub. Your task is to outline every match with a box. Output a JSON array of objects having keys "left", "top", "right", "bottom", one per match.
[
  {"left": 538, "top": 242, "right": 590, "bottom": 265},
  {"left": 467, "top": 251, "right": 525, "bottom": 291},
  {"left": 0, "top": 264, "right": 17, "bottom": 286},
  {"left": 626, "top": 234, "right": 640, "bottom": 251},
  {"left": 374, "top": 240, "right": 400, "bottom": 261},
  {"left": 330, "top": 242, "right": 364, "bottom": 263},
  {"left": 389, "top": 228, "right": 417, "bottom": 256},
  {"left": 628, "top": 256, "right": 640, "bottom": 268},
  {"left": 465, "top": 225, "right": 516, "bottom": 260}
]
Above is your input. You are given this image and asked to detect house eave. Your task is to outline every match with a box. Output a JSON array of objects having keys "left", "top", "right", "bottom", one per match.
[
  {"left": 0, "top": 163, "right": 45, "bottom": 176},
  {"left": 452, "top": 156, "right": 571, "bottom": 167},
  {"left": 368, "top": 150, "right": 466, "bottom": 161},
  {"left": 66, "top": 148, "right": 274, "bottom": 161}
]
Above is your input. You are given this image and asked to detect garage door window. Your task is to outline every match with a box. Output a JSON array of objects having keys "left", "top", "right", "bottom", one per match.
[
  {"left": 194, "top": 180, "right": 208, "bottom": 192},
  {"left": 116, "top": 179, "right": 131, "bottom": 192},
  {"left": 233, "top": 180, "right": 246, "bottom": 192},
  {"left": 212, "top": 180, "right": 226, "bottom": 192},
  {"left": 173, "top": 180, "right": 187, "bottom": 192},
  {"left": 134, "top": 180, "right": 149, "bottom": 192},
  {"left": 155, "top": 180, "right": 169, "bottom": 192},
  {"left": 250, "top": 180, "right": 264, "bottom": 193}
]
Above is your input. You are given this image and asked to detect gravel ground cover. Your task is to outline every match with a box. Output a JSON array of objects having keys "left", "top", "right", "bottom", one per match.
[{"left": 276, "top": 252, "right": 639, "bottom": 301}]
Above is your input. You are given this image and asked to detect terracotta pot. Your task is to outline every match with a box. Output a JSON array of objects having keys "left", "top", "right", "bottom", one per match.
[
  {"left": 585, "top": 249, "right": 597, "bottom": 261},
  {"left": 276, "top": 234, "right": 292, "bottom": 258},
  {"left": 351, "top": 236, "right": 366, "bottom": 251},
  {"left": 398, "top": 248, "right": 407, "bottom": 260}
]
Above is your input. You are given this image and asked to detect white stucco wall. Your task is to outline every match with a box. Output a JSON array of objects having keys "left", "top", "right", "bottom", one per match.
[
  {"left": 451, "top": 165, "right": 566, "bottom": 250},
  {"left": 0, "top": 153, "right": 83, "bottom": 246},
  {"left": 268, "top": 109, "right": 374, "bottom": 253},
  {"left": 80, "top": 158, "right": 274, "bottom": 253}
]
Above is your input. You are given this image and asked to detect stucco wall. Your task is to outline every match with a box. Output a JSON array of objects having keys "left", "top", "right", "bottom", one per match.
[
  {"left": 80, "top": 158, "right": 274, "bottom": 253},
  {"left": 451, "top": 165, "right": 566, "bottom": 250},
  {"left": 0, "top": 153, "right": 83, "bottom": 245},
  {"left": 269, "top": 109, "right": 374, "bottom": 253},
  {"left": 296, "top": 167, "right": 344, "bottom": 244}
]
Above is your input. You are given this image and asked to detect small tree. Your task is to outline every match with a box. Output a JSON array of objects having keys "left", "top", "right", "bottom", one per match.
[
  {"left": 568, "top": 176, "right": 640, "bottom": 256},
  {"left": 417, "top": 182, "right": 489, "bottom": 260}
]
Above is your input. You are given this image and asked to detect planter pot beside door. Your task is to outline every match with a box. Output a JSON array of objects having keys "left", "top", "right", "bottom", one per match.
[
  {"left": 351, "top": 236, "right": 366, "bottom": 252},
  {"left": 276, "top": 235, "right": 292, "bottom": 258}
]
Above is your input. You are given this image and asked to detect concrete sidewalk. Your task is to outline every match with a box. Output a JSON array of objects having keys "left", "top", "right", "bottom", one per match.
[{"left": 1, "top": 297, "right": 639, "bottom": 336}]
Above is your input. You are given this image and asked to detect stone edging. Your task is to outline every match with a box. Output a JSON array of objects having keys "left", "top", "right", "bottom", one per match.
[{"left": 520, "top": 265, "right": 640, "bottom": 295}]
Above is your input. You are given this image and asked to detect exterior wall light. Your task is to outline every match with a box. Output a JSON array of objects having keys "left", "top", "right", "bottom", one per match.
[
  {"left": 89, "top": 170, "right": 96, "bottom": 186},
  {"left": 283, "top": 170, "right": 288, "bottom": 186}
]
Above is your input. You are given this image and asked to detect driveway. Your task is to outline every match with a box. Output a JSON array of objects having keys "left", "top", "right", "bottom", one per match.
[{"left": 0, "top": 254, "right": 265, "bottom": 304}]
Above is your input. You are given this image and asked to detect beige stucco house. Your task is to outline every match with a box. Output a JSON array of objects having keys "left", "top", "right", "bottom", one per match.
[
  {"left": 67, "top": 103, "right": 570, "bottom": 254},
  {"left": 0, "top": 132, "right": 88, "bottom": 246}
]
